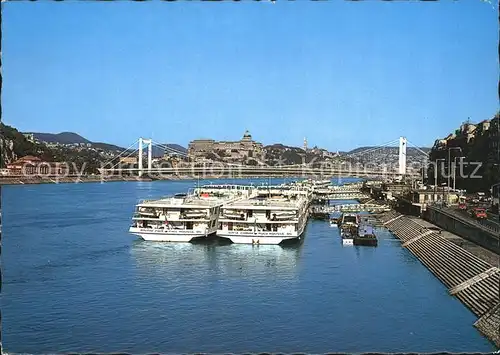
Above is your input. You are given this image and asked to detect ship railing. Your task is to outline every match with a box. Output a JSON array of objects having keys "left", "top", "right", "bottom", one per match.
[
  {"left": 179, "top": 214, "right": 208, "bottom": 220},
  {"left": 133, "top": 213, "right": 159, "bottom": 219},
  {"left": 221, "top": 216, "right": 247, "bottom": 221}
]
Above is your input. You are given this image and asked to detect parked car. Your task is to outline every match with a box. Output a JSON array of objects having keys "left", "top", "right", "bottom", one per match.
[{"left": 470, "top": 207, "right": 487, "bottom": 219}]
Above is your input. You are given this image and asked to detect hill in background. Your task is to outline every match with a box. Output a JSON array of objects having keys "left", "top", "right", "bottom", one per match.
[
  {"left": 26, "top": 131, "right": 187, "bottom": 156},
  {"left": 27, "top": 132, "right": 90, "bottom": 145}
]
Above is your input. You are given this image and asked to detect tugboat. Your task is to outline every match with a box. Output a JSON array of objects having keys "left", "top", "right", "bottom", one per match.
[
  {"left": 341, "top": 226, "right": 355, "bottom": 245},
  {"left": 354, "top": 224, "right": 378, "bottom": 246},
  {"left": 329, "top": 216, "right": 339, "bottom": 228},
  {"left": 309, "top": 206, "right": 329, "bottom": 220}
]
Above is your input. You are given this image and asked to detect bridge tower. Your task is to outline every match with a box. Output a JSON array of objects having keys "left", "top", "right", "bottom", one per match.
[
  {"left": 138, "top": 138, "right": 153, "bottom": 177},
  {"left": 398, "top": 136, "right": 407, "bottom": 176}
]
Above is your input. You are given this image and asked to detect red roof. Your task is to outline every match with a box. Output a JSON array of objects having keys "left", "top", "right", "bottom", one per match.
[
  {"left": 8, "top": 156, "right": 47, "bottom": 167},
  {"left": 16, "top": 155, "right": 43, "bottom": 163}
]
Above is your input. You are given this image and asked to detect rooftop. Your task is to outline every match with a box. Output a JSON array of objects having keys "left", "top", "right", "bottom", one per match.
[
  {"left": 139, "top": 195, "right": 229, "bottom": 208},
  {"left": 198, "top": 184, "right": 255, "bottom": 190},
  {"left": 16, "top": 155, "right": 43, "bottom": 163},
  {"left": 223, "top": 195, "right": 307, "bottom": 210}
]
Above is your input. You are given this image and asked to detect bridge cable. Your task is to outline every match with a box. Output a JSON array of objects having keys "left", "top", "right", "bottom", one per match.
[
  {"left": 104, "top": 148, "right": 140, "bottom": 171},
  {"left": 154, "top": 144, "right": 187, "bottom": 157},
  {"left": 150, "top": 139, "right": 188, "bottom": 157},
  {"left": 406, "top": 140, "right": 431, "bottom": 158},
  {"left": 102, "top": 139, "right": 140, "bottom": 167},
  {"left": 345, "top": 138, "right": 400, "bottom": 156},
  {"left": 345, "top": 139, "right": 400, "bottom": 158}
]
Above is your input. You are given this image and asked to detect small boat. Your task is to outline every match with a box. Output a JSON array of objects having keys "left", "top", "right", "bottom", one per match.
[
  {"left": 309, "top": 206, "right": 329, "bottom": 220},
  {"left": 329, "top": 217, "right": 339, "bottom": 227},
  {"left": 310, "top": 211, "right": 329, "bottom": 220},
  {"left": 342, "top": 229, "right": 354, "bottom": 246}
]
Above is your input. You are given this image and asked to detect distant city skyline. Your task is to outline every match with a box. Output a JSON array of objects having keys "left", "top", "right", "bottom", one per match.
[{"left": 3, "top": 1, "right": 498, "bottom": 151}]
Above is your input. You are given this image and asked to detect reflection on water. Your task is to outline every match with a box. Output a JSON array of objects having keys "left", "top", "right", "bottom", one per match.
[
  {"left": 211, "top": 243, "right": 302, "bottom": 279},
  {"left": 130, "top": 240, "right": 302, "bottom": 280}
]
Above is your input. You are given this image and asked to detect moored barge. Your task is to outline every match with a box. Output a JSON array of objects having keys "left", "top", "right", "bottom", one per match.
[{"left": 354, "top": 224, "right": 378, "bottom": 246}]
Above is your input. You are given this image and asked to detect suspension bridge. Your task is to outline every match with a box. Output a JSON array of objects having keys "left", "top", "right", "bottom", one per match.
[{"left": 98, "top": 136, "right": 429, "bottom": 179}]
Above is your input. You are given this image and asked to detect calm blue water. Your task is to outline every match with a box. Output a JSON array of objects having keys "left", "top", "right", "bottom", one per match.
[{"left": 2, "top": 178, "right": 496, "bottom": 353}]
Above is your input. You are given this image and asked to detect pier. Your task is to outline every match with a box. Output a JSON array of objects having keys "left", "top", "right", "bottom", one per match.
[
  {"left": 326, "top": 203, "right": 391, "bottom": 213},
  {"left": 314, "top": 191, "right": 368, "bottom": 200},
  {"left": 378, "top": 210, "right": 500, "bottom": 347}
]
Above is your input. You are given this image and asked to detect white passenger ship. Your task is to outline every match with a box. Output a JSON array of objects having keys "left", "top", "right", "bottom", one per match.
[
  {"left": 216, "top": 186, "right": 312, "bottom": 245},
  {"left": 129, "top": 185, "right": 255, "bottom": 242}
]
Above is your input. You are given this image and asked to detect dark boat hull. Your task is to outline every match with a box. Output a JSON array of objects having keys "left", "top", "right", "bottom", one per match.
[
  {"left": 354, "top": 237, "right": 378, "bottom": 246},
  {"left": 310, "top": 212, "right": 329, "bottom": 220}
]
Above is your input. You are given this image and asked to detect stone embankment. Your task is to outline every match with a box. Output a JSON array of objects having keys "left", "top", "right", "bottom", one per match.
[
  {"left": 0, "top": 176, "right": 155, "bottom": 185},
  {"left": 378, "top": 210, "right": 500, "bottom": 348}
]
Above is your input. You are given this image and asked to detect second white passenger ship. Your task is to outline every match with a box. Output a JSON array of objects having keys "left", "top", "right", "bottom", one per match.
[
  {"left": 129, "top": 185, "right": 255, "bottom": 242},
  {"left": 216, "top": 185, "right": 312, "bottom": 245}
]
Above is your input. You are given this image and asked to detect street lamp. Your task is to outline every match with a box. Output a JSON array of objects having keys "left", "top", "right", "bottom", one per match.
[
  {"left": 448, "top": 147, "right": 462, "bottom": 191},
  {"left": 491, "top": 181, "right": 500, "bottom": 217},
  {"left": 435, "top": 158, "right": 446, "bottom": 202},
  {"left": 440, "top": 182, "right": 447, "bottom": 206},
  {"left": 453, "top": 156, "right": 465, "bottom": 192},
  {"left": 447, "top": 147, "right": 462, "bottom": 205}
]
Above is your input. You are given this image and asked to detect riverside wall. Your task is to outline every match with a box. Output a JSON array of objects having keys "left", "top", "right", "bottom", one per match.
[
  {"left": 378, "top": 211, "right": 500, "bottom": 348},
  {"left": 423, "top": 206, "right": 500, "bottom": 255}
]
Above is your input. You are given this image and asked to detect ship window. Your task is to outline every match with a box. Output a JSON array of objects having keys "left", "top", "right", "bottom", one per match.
[
  {"left": 248, "top": 210, "right": 253, "bottom": 217},
  {"left": 272, "top": 224, "right": 278, "bottom": 232},
  {"left": 266, "top": 224, "right": 272, "bottom": 231},
  {"left": 228, "top": 222, "right": 233, "bottom": 231},
  {"left": 186, "top": 222, "right": 193, "bottom": 230},
  {"left": 266, "top": 210, "right": 271, "bottom": 218}
]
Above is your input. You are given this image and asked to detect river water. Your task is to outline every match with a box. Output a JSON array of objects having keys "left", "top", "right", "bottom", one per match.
[{"left": 2, "top": 179, "right": 496, "bottom": 353}]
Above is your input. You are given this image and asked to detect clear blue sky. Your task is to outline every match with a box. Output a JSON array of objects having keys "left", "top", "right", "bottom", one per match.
[{"left": 3, "top": 1, "right": 498, "bottom": 151}]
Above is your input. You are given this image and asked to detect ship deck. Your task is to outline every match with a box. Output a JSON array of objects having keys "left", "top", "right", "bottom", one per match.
[
  {"left": 138, "top": 196, "right": 228, "bottom": 209},
  {"left": 223, "top": 196, "right": 307, "bottom": 210}
]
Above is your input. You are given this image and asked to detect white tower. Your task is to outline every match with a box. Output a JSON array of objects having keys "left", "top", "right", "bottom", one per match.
[
  {"left": 138, "top": 138, "right": 143, "bottom": 174},
  {"left": 398, "top": 136, "right": 407, "bottom": 176},
  {"left": 303, "top": 137, "right": 308, "bottom": 151},
  {"left": 138, "top": 138, "right": 153, "bottom": 177}
]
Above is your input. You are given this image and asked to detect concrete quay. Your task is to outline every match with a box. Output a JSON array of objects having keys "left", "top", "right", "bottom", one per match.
[
  {"left": 404, "top": 216, "right": 499, "bottom": 267},
  {"left": 378, "top": 210, "right": 500, "bottom": 348}
]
